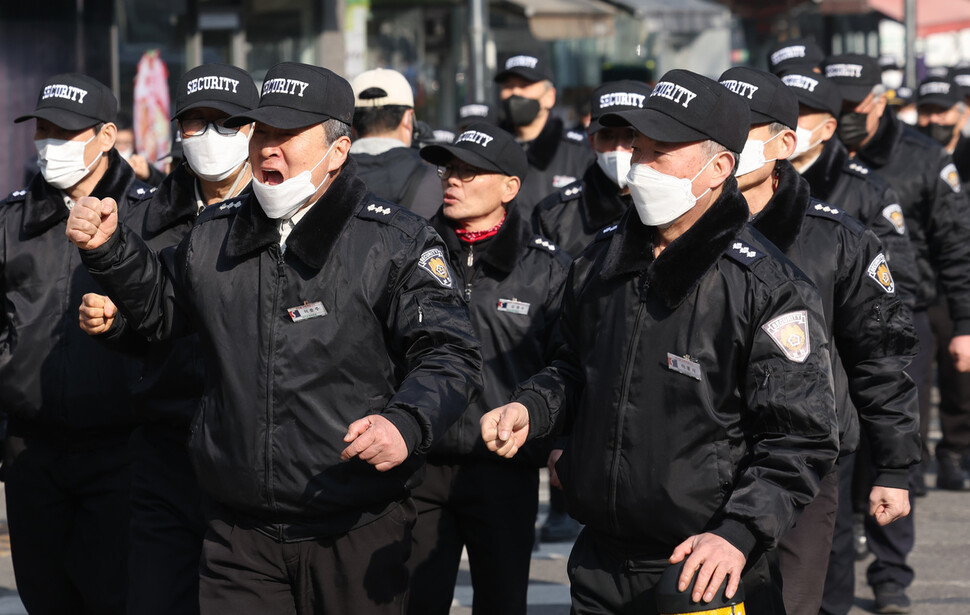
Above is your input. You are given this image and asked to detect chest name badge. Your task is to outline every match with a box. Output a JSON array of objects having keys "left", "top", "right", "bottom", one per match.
[
  {"left": 497, "top": 298, "right": 531, "bottom": 315},
  {"left": 667, "top": 353, "right": 702, "bottom": 380},
  {"left": 287, "top": 301, "right": 327, "bottom": 322}
]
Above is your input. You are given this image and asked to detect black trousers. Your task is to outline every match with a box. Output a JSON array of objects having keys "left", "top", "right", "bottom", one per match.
[
  {"left": 2, "top": 435, "right": 131, "bottom": 615},
  {"left": 820, "top": 453, "right": 857, "bottom": 615},
  {"left": 199, "top": 500, "right": 414, "bottom": 614},
  {"left": 128, "top": 424, "right": 207, "bottom": 615},
  {"left": 407, "top": 461, "right": 539, "bottom": 615},
  {"left": 777, "top": 465, "right": 840, "bottom": 615},
  {"left": 929, "top": 295, "right": 970, "bottom": 456},
  {"left": 566, "top": 528, "right": 784, "bottom": 615}
]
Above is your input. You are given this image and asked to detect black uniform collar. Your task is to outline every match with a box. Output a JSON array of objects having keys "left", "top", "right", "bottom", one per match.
[
  {"left": 144, "top": 164, "right": 199, "bottom": 235},
  {"left": 600, "top": 175, "right": 749, "bottom": 309},
  {"left": 521, "top": 116, "right": 565, "bottom": 171},
  {"left": 749, "top": 159, "right": 811, "bottom": 254},
  {"left": 800, "top": 137, "right": 846, "bottom": 203},
  {"left": 584, "top": 162, "right": 633, "bottom": 229},
  {"left": 952, "top": 134, "right": 970, "bottom": 180},
  {"left": 856, "top": 107, "right": 900, "bottom": 170},
  {"left": 432, "top": 201, "right": 528, "bottom": 275},
  {"left": 225, "top": 157, "right": 368, "bottom": 269},
  {"left": 23, "top": 148, "right": 134, "bottom": 236}
]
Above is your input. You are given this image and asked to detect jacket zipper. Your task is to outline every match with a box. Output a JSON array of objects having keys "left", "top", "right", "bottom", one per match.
[
  {"left": 264, "top": 245, "right": 285, "bottom": 511},
  {"left": 608, "top": 300, "right": 646, "bottom": 533}
]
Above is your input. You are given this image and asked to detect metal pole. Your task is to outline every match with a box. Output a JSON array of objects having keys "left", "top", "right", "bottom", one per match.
[
  {"left": 76, "top": 0, "right": 85, "bottom": 72},
  {"left": 905, "top": 0, "right": 916, "bottom": 87},
  {"left": 469, "top": 0, "right": 486, "bottom": 102}
]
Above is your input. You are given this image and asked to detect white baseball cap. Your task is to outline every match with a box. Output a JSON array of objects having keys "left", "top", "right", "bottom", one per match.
[{"left": 352, "top": 68, "right": 414, "bottom": 108}]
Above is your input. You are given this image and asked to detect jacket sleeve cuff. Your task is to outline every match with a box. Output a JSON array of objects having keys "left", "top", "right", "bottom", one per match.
[
  {"left": 381, "top": 407, "right": 425, "bottom": 456},
  {"left": 951, "top": 319, "right": 970, "bottom": 337},
  {"left": 79, "top": 225, "right": 123, "bottom": 270},
  {"left": 872, "top": 467, "right": 911, "bottom": 490},
  {"left": 710, "top": 518, "right": 759, "bottom": 560},
  {"left": 512, "top": 389, "right": 551, "bottom": 440}
]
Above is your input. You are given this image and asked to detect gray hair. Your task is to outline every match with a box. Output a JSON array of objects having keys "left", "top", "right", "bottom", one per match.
[
  {"left": 701, "top": 139, "right": 738, "bottom": 176},
  {"left": 324, "top": 118, "right": 352, "bottom": 145}
]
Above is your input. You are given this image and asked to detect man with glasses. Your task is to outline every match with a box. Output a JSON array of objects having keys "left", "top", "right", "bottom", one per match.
[
  {"left": 533, "top": 80, "right": 650, "bottom": 257},
  {"left": 67, "top": 61, "right": 482, "bottom": 614},
  {"left": 0, "top": 72, "right": 152, "bottom": 614},
  {"left": 405, "top": 121, "right": 570, "bottom": 614}
]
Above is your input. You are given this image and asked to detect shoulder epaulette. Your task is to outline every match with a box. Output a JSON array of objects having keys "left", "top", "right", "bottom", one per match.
[
  {"left": 565, "top": 130, "right": 586, "bottom": 143},
  {"left": 843, "top": 160, "right": 871, "bottom": 178},
  {"left": 724, "top": 239, "right": 767, "bottom": 267},
  {"left": 199, "top": 197, "right": 244, "bottom": 222},
  {"left": 806, "top": 200, "right": 845, "bottom": 221},
  {"left": 129, "top": 184, "right": 157, "bottom": 200},
  {"left": 596, "top": 223, "right": 619, "bottom": 242},
  {"left": 559, "top": 183, "right": 583, "bottom": 202},
  {"left": 529, "top": 235, "right": 560, "bottom": 254},
  {"left": 357, "top": 201, "right": 399, "bottom": 223},
  {"left": 4, "top": 188, "right": 28, "bottom": 203}
]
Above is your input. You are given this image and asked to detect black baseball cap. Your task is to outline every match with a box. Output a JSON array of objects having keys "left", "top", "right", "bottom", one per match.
[
  {"left": 719, "top": 66, "right": 798, "bottom": 129},
  {"left": 655, "top": 560, "right": 745, "bottom": 614},
  {"left": 224, "top": 62, "right": 354, "bottom": 129},
  {"left": 600, "top": 69, "right": 749, "bottom": 154},
  {"left": 878, "top": 54, "right": 901, "bottom": 71},
  {"left": 917, "top": 76, "right": 962, "bottom": 109},
  {"left": 174, "top": 63, "right": 258, "bottom": 119},
  {"left": 588, "top": 80, "right": 653, "bottom": 133},
  {"left": 823, "top": 54, "right": 883, "bottom": 103},
  {"left": 780, "top": 69, "right": 843, "bottom": 116},
  {"left": 457, "top": 102, "right": 498, "bottom": 127},
  {"left": 948, "top": 66, "right": 970, "bottom": 99},
  {"left": 494, "top": 52, "right": 553, "bottom": 84},
  {"left": 420, "top": 121, "right": 528, "bottom": 180},
  {"left": 15, "top": 73, "right": 118, "bottom": 131},
  {"left": 767, "top": 38, "right": 825, "bottom": 75}
]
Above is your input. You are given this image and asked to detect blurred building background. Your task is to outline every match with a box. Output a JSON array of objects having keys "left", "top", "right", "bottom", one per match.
[{"left": 3, "top": 0, "right": 970, "bottom": 194}]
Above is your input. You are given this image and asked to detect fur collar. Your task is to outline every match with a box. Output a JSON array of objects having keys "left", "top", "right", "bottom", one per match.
[
  {"left": 523, "top": 116, "right": 565, "bottom": 171},
  {"left": 144, "top": 163, "right": 199, "bottom": 236},
  {"left": 600, "top": 175, "right": 749, "bottom": 309},
  {"left": 585, "top": 162, "right": 633, "bottom": 229},
  {"left": 749, "top": 159, "right": 811, "bottom": 253},
  {"left": 431, "top": 201, "right": 528, "bottom": 275},
  {"left": 23, "top": 148, "right": 135, "bottom": 236},
  {"left": 856, "top": 107, "right": 900, "bottom": 170},
  {"left": 800, "top": 137, "right": 846, "bottom": 203},
  {"left": 225, "top": 158, "right": 368, "bottom": 269}
]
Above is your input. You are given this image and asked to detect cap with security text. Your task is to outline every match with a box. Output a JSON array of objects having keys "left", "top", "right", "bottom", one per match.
[
  {"left": 175, "top": 63, "right": 258, "bottom": 119},
  {"left": 420, "top": 121, "right": 528, "bottom": 180},
  {"left": 767, "top": 38, "right": 825, "bottom": 76},
  {"left": 15, "top": 73, "right": 119, "bottom": 131},
  {"left": 949, "top": 66, "right": 970, "bottom": 99},
  {"left": 917, "top": 76, "right": 962, "bottom": 109},
  {"left": 457, "top": 102, "right": 498, "bottom": 129},
  {"left": 494, "top": 52, "right": 553, "bottom": 84},
  {"left": 589, "top": 80, "right": 653, "bottom": 133},
  {"left": 352, "top": 68, "right": 414, "bottom": 108},
  {"left": 780, "top": 69, "right": 842, "bottom": 117},
  {"left": 823, "top": 54, "right": 883, "bottom": 103},
  {"left": 224, "top": 62, "right": 354, "bottom": 129},
  {"left": 600, "top": 69, "right": 749, "bottom": 154},
  {"left": 719, "top": 66, "right": 798, "bottom": 129}
]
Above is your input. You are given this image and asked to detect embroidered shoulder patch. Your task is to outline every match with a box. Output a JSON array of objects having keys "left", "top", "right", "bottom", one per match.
[
  {"left": 941, "top": 162, "right": 962, "bottom": 193},
  {"left": 881, "top": 204, "right": 906, "bottom": 235},
  {"left": 762, "top": 310, "right": 811, "bottom": 363},
  {"left": 418, "top": 247, "right": 454, "bottom": 289},
  {"left": 866, "top": 253, "right": 895, "bottom": 294}
]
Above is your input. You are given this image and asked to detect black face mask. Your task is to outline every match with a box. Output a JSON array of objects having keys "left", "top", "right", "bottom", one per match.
[
  {"left": 838, "top": 111, "right": 870, "bottom": 150},
  {"left": 502, "top": 95, "right": 541, "bottom": 127},
  {"left": 916, "top": 122, "right": 956, "bottom": 147}
]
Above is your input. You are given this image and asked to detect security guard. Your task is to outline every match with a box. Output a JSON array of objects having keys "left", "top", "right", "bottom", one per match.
[
  {"left": 1, "top": 72, "right": 151, "bottom": 614},
  {"left": 720, "top": 66, "right": 919, "bottom": 615},
  {"left": 825, "top": 52, "right": 970, "bottom": 613},
  {"left": 406, "top": 122, "right": 570, "bottom": 615},
  {"left": 482, "top": 69, "right": 839, "bottom": 615},
  {"left": 495, "top": 52, "right": 595, "bottom": 217},
  {"left": 67, "top": 61, "right": 483, "bottom": 614},
  {"left": 350, "top": 68, "right": 441, "bottom": 218},
  {"left": 533, "top": 80, "right": 650, "bottom": 256},
  {"left": 79, "top": 62, "right": 258, "bottom": 615}
]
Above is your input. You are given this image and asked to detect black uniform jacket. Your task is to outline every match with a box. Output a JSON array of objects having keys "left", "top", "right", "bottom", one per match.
[
  {"left": 512, "top": 177, "right": 839, "bottom": 559},
  {"left": 0, "top": 150, "right": 151, "bottom": 443},
  {"left": 532, "top": 161, "right": 632, "bottom": 256},
  {"left": 802, "top": 137, "right": 919, "bottom": 307},
  {"left": 352, "top": 145, "right": 442, "bottom": 219},
  {"left": 429, "top": 204, "right": 571, "bottom": 463},
  {"left": 856, "top": 109, "right": 970, "bottom": 332},
  {"left": 80, "top": 159, "right": 483, "bottom": 539},
  {"left": 752, "top": 161, "right": 920, "bottom": 488},
  {"left": 511, "top": 116, "right": 596, "bottom": 218}
]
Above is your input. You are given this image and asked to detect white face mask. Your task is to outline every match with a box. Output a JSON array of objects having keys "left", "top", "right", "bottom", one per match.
[
  {"left": 181, "top": 128, "right": 252, "bottom": 182},
  {"left": 35, "top": 133, "right": 102, "bottom": 190},
  {"left": 626, "top": 155, "right": 717, "bottom": 228},
  {"left": 117, "top": 148, "right": 134, "bottom": 161},
  {"left": 792, "top": 121, "right": 825, "bottom": 160},
  {"left": 882, "top": 70, "right": 904, "bottom": 91},
  {"left": 736, "top": 131, "right": 783, "bottom": 177},
  {"left": 596, "top": 150, "right": 633, "bottom": 189},
  {"left": 252, "top": 141, "right": 337, "bottom": 220},
  {"left": 897, "top": 107, "right": 918, "bottom": 126}
]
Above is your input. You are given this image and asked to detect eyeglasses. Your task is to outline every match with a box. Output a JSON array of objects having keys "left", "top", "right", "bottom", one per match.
[
  {"left": 594, "top": 127, "right": 636, "bottom": 149},
  {"left": 437, "top": 164, "right": 491, "bottom": 182},
  {"left": 179, "top": 118, "right": 239, "bottom": 137}
]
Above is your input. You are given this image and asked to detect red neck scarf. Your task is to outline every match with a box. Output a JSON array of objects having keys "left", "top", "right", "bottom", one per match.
[{"left": 454, "top": 216, "right": 506, "bottom": 243}]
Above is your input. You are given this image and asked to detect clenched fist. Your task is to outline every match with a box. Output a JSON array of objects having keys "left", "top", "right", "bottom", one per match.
[
  {"left": 79, "top": 293, "right": 117, "bottom": 336},
  {"left": 66, "top": 196, "right": 118, "bottom": 250}
]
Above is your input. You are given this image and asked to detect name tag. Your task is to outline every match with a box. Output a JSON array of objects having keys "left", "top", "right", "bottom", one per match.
[
  {"left": 287, "top": 301, "right": 327, "bottom": 322},
  {"left": 497, "top": 298, "right": 530, "bottom": 315},
  {"left": 667, "top": 353, "right": 702, "bottom": 381}
]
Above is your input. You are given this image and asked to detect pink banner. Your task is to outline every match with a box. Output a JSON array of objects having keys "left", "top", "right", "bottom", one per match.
[{"left": 133, "top": 49, "right": 171, "bottom": 164}]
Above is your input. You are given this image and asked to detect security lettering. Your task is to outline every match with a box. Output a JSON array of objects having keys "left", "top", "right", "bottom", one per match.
[
  {"left": 771, "top": 45, "right": 806, "bottom": 66},
  {"left": 456, "top": 130, "right": 494, "bottom": 147},
  {"left": 781, "top": 74, "right": 819, "bottom": 92},
  {"left": 42, "top": 84, "right": 88, "bottom": 104},
  {"left": 262, "top": 78, "right": 310, "bottom": 97},
  {"left": 459, "top": 104, "right": 490, "bottom": 118},
  {"left": 919, "top": 81, "right": 951, "bottom": 97},
  {"left": 599, "top": 92, "right": 646, "bottom": 109},
  {"left": 650, "top": 82, "right": 698, "bottom": 108},
  {"left": 187, "top": 76, "right": 240, "bottom": 95},
  {"left": 825, "top": 64, "right": 863, "bottom": 79},
  {"left": 720, "top": 80, "right": 759, "bottom": 100},
  {"left": 506, "top": 55, "right": 539, "bottom": 70},
  {"left": 866, "top": 253, "right": 895, "bottom": 294},
  {"left": 418, "top": 247, "right": 454, "bottom": 289},
  {"left": 762, "top": 310, "right": 811, "bottom": 363}
]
